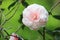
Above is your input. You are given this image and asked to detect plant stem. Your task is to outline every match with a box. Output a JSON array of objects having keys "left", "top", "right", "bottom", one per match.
[{"left": 43, "top": 27, "right": 45, "bottom": 40}]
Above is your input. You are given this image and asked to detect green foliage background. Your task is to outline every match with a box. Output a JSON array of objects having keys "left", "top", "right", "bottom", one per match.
[{"left": 0, "top": 0, "right": 60, "bottom": 40}]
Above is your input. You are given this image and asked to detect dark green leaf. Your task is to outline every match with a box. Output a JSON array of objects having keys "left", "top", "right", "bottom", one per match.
[{"left": 53, "top": 15, "right": 60, "bottom": 20}]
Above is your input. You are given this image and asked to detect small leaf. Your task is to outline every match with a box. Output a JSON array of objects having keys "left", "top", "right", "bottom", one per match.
[{"left": 8, "top": 0, "right": 18, "bottom": 10}]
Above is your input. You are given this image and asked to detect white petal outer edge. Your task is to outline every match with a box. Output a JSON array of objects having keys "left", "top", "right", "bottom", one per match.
[{"left": 22, "top": 18, "right": 33, "bottom": 27}]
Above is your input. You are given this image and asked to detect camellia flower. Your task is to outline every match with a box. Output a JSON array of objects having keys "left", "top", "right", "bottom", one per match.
[{"left": 22, "top": 4, "right": 49, "bottom": 30}]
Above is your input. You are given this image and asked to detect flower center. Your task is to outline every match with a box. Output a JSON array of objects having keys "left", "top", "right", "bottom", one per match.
[
  {"left": 31, "top": 13, "right": 37, "bottom": 20},
  {"left": 29, "top": 12, "right": 39, "bottom": 21}
]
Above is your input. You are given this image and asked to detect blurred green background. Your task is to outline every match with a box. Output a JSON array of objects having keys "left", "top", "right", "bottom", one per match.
[{"left": 0, "top": 0, "right": 60, "bottom": 40}]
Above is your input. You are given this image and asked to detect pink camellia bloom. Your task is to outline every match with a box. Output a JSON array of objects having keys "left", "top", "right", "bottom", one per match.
[
  {"left": 22, "top": 4, "right": 49, "bottom": 30},
  {"left": 9, "top": 33, "right": 18, "bottom": 40}
]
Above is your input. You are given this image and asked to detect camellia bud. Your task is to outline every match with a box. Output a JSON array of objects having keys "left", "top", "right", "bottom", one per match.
[
  {"left": 22, "top": 4, "right": 49, "bottom": 30},
  {"left": 9, "top": 33, "right": 18, "bottom": 40},
  {"left": 9, "top": 33, "right": 23, "bottom": 40}
]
